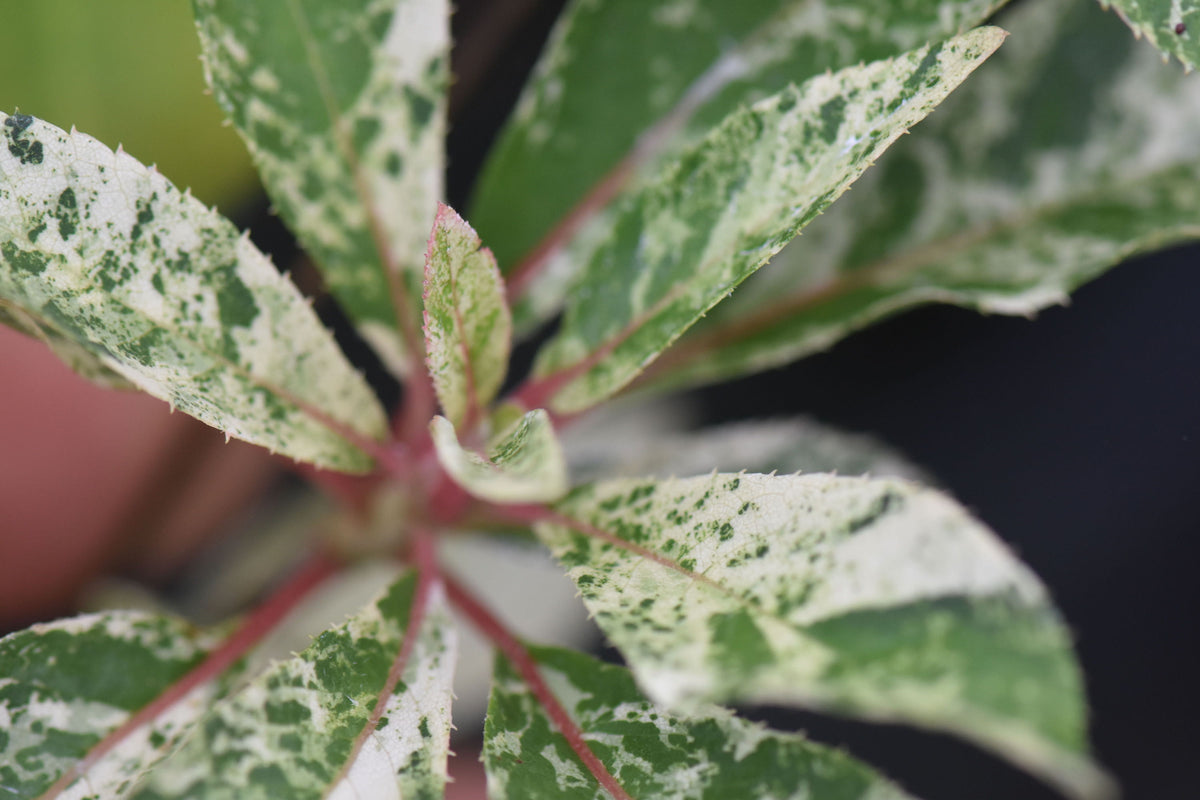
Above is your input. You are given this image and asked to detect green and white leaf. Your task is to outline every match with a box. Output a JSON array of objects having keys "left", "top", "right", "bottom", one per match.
[
  {"left": 649, "top": 0, "right": 1200, "bottom": 390},
  {"left": 538, "top": 473, "right": 1111, "bottom": 799},
  {"left": 564, "top": 405, "right": 929, "bottom": 485},
  {"left": 131, "top": 571, "right": 456, "bottom": 800},
  {"left": 0, "top": 611, "right": 223, "bottom": 799},
  {"left": 431, "top": 410, "right": 568, "bottom": 504},
  {"left": 470, "top": 0, "right": 1003, "bottom": 331},
  {"left": 0, "top": 300, "right": 130, "bottom": 387},
  {"left": 529, "top": 28, "right": 1007, "bottom": 414},
  {"left": 193, "top": 0, "right": 449, "bottom": 376},
  {"left": 0, "top": 113, "right": 388, "bottom": 471},
  {"left": 485, "top": 644, "right": 917, "bottom": 800},
  {"left": 470, "top": 0, "right": 1001, "bottom": 275},
  {"left": 423, "top": 203, "right": 511, "bottom": 428},
  {"left": 1104, "top": 0, "right": 1200, "bottom": 68}
]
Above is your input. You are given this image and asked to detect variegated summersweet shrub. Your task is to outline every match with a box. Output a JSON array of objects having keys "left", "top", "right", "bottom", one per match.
[{"left": 3, "top": 0, "right": 1198, "bottom": 797}]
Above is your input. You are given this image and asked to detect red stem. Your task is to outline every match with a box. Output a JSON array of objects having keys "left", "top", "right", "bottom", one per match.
[
  {"left": 38, "top": 551, "right": 340, "bottom": 800},
  {"left": 445, "top": 576, "right": 635, "bottom": 800},
  {"left": 326, "top": 528, "right": 440, "bottom": 795}
]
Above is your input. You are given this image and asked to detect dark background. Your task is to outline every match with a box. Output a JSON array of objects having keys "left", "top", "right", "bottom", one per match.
[{"left": 443, "top": 2, "right": 1200, "bottom": 799}]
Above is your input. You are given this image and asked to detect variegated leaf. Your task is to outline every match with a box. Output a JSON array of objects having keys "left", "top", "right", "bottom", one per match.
[
  {"left": 485, "top": 644, "right": 918, "bottom": 800},
  {"left": 430, "top": 410, "right": 568, "bottom": 504},
  {"left": 469, "top": 0, "right": 1003, "bottom": 331},
  {"left": 1105, "top": 0, "right": 1200, "bottom": 68},
  {"left": 0, "top": 611, "right": 223, "bottom": 799},
  {"left": 563, "top": 407, "right": 929, "bottom": 486},
  {"left": 131, "top": 571, "right": 457, "bottom": 800},
  {"left": 0, "top": 113, "right": 388, "bottom": 472},
  {"left": 470, "top": 0, "right": 1003, "bottom": 265},
  {"left": 423, "top": 203, "right": 511, "bottom": 428},
  {"left": 527, "top": 29, "right": 1006, "bottom": 414},
  {"left": 193, "top": 0, "right": 448, "bottom": 376},
  {"left": 647, "top": 0, "right": 1200, "bottom": 390},
  {"left": 537, "top": 473, "right": 1111, "bottom": 799}
]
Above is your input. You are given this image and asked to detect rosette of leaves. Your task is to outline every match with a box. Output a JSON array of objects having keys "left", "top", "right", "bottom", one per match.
[{"left": 2, "top": 0, "right": 1196, "bottom": 797}]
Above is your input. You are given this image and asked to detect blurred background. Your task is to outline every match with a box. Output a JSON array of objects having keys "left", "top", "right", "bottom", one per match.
[{"left": 1, "top": 1, "right": 1196, "bottom": 798}]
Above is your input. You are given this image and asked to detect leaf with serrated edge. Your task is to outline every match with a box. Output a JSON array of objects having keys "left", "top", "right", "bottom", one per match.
[
  {"left": 564, "top": 406, "right": 929, "bottom": 486},
  {"left": 649, "top": 0, "right": 1200, "bottom": 390},
  {"left": 0, "top": 112, "right": 388, "bottom": 472},
  {"left": 537, "top": 473, "right": 1112, "bottom": 799},
  {"left": 1105, "top": 0, "right": 1200, "bottom": 68},
  {"left": 529, "top": 28, "right": 1007, "bottom": 414},
  {"left": 130, "top": 571, "right": 456, "bottom": 800},
  {"left": 193, "top": 0, "right": 448, "bottom": 376},
  {"left": 431, "top": 411, "right": 568, "bottom": 504},
  {"left": 469, "top": 0, "right": 1003, "bottom": 331},
  {"left": 0, "top": 611, "right": 224, "bottom": 799},
  {"left": 485, "top": 644, "right": 919, "bottom": 800},
  {"left": 423, "top": 203, "right": 511, "bottom": 428}
]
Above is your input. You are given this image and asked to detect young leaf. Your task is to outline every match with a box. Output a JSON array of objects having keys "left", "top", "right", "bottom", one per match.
[
  {"left": 192, "top": 0, "right": 449, "bottom": 376},
  {"left": 423, "top": 203, "right": 511, "bottom": 428},
  {"left": 470, "top": 0, "right": 1002, "bottom": 278},
  {"left": 645, "top": 0, "right": 1200, "bottom": 390},
  {"left": 430, "top": 410, "right": 568, "bottom": 504},
  {"left": 0, "top": 611, "right": 222, "bottom": 799},
  {"left": 537, "top": 473, "right": 1111, "bottom": 799},
  {"left": 130, "top": 571, "right": 457, "bottom": 799},
  {"left": 527, "top": 28, "right": 1007, "bottom": 414},
  {"left": 1104, "top": 0, "right": 1199, "bottom": 68},
  {"left": 484, "top": 644, "right": 917, "bottom": 800},
  {"left": 0, "top": 113, "right": 388, "bottom": 472}
]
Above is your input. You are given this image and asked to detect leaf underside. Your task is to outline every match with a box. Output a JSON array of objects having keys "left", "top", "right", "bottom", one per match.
[
  {"left": 537, "top": 472, "right": 1111, "bottom": 799},
  {"left": 423, "top": 203, "right": 511, "bottom": 428},
  {"left": 0, "top": 112, "right": 388, "bottom": 471},
  {"left": 646, "top": 0, "right": 1200, "bottom": 391},
  {"left": 530, "top": 27, "right": 1007, "bottom": 414},
  {"left": 192, "top": 0, "right": 449, "bottom": 376},
  {"left": 484, "top": 644, "right": 917, "bottom": 800},
  {"left": 431, "top": 410, "right": 569, "bottom": 504}
]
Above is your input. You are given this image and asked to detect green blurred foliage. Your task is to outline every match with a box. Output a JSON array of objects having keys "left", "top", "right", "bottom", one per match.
[{"left": 0, "top": 0, "right": 259, "bottom": 214}]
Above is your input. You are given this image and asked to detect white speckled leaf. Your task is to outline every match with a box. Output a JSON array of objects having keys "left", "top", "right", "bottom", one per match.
[
  {"left": 469, "top": 0, "right": 1003, "bottom": 332},
  {"left": 648, "top": 0, "right": 1200, "bottom": 390},
  {"left": 564, "top": 409, "right": 929, "bottom": 486},
  {"left": 130, "top": 571, "right": 457, "bottom": 800},
  {"left": 484, "top": 644, "right": 918, "bottom": 800},
  {"left": 431, "top": 410, "right": 568, "bottom": 504},
  {"left": 0, "top": 300, "right": 130, "bottom": 387},
  {"left": 537, "top": 473, "right": 1112, "bottom": 799},
  {"left": 0, "top": 113, "right": 389, "bottom": 472},
  {"left": 1105, "top": 0, "right": 1200, "bottom": 68},
  {"left": 0, "top": 611, "right": 224, "bottom": 800},
  {"left": 529, "top": 28, "right": 1007, "bottom": 414},
  {"left": 193, "top": 0, "right": 448, "bottom": 376},
  {"left": 423, "top": 203, "right": 511, "bottom": 428}
]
